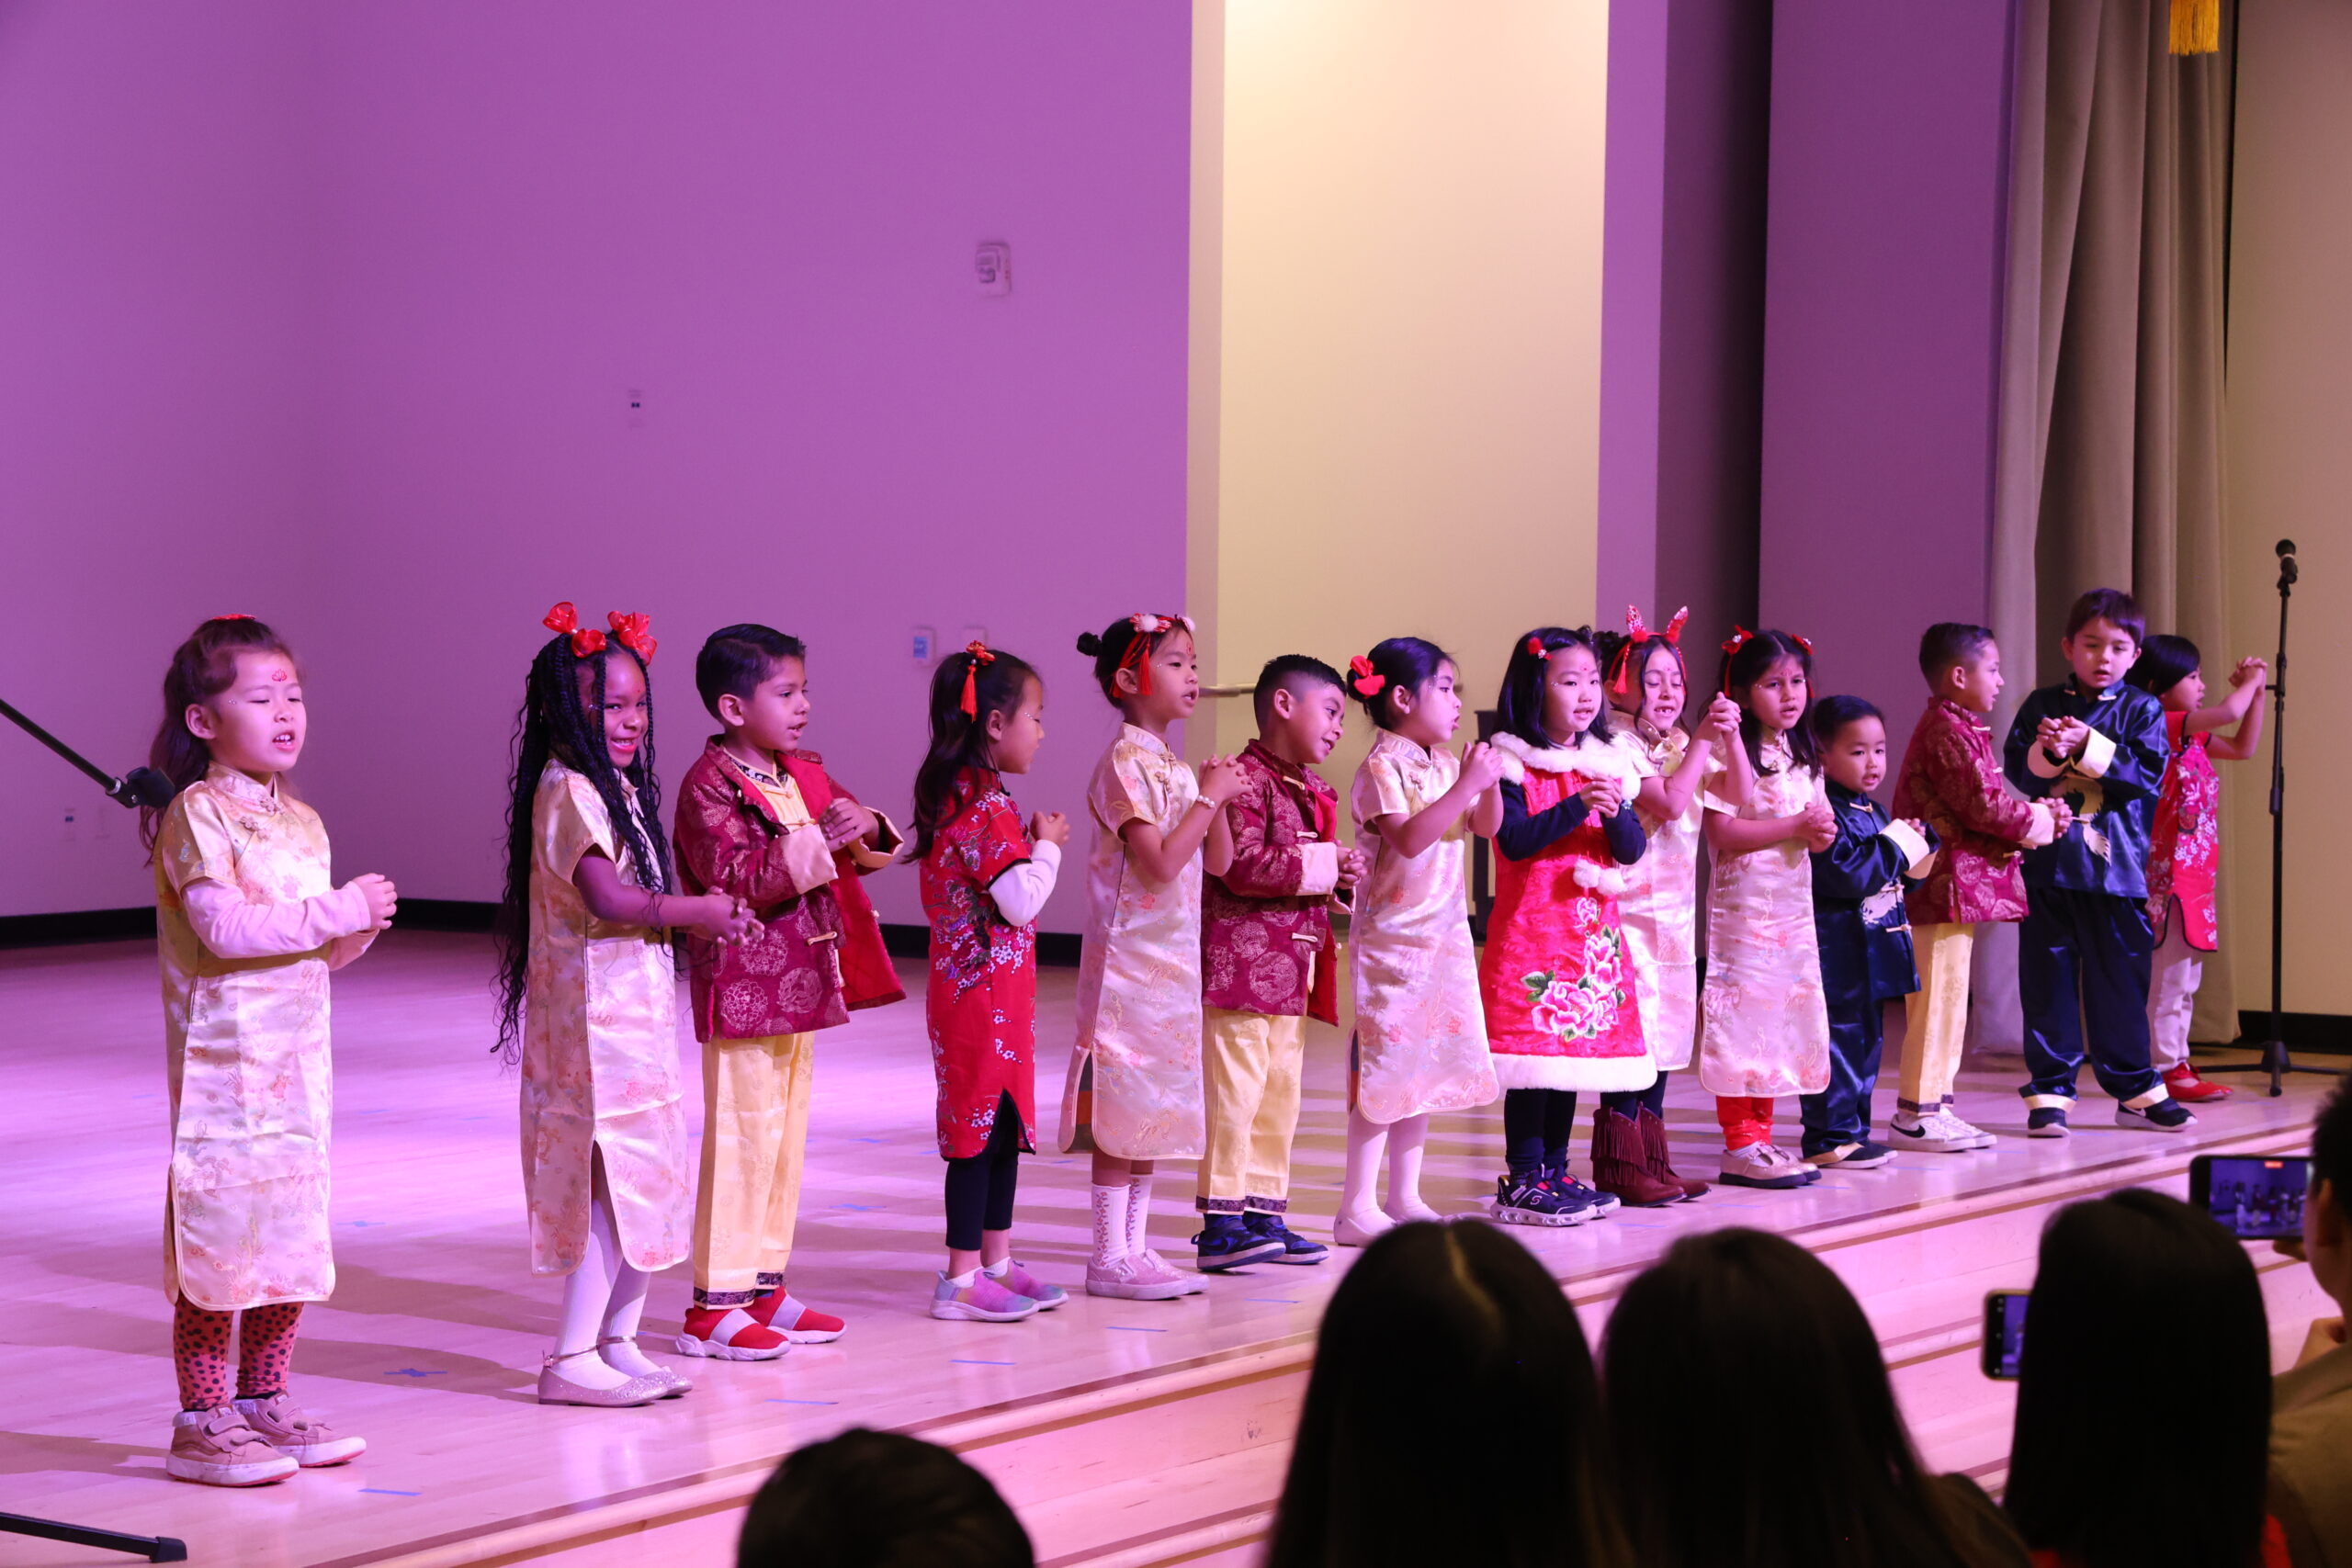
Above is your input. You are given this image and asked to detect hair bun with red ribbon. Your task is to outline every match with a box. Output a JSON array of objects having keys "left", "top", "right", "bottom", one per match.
[
  {"left": 543, "top": 601, "right": 606, "bottom": 658},
  {"left": 1349, "top": 654, "right": 1387, "bottom": 697},
  {"left": 959, "top": 640, "right": 996, "bottom": 717}
]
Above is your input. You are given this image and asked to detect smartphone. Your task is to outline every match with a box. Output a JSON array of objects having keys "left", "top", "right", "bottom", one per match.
[
  {"left": 1982, "top": 1289, "right": 2030, "bottom": 1381},
  {"left": 2189, "top": 1153, "right": 2312, "bottom": 1241}
]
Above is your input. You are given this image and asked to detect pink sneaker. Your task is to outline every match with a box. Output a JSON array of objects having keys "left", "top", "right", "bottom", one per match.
[
  {"left": 991, "top": 1260, "right": 1067, "bottom": 1309},
  {"left": 166, "top": 1406, "right": 298, "bottom": 1486},
  {"left": 232, "top": 1393, "right": 366, "bottom": 1466},
  {"left": 1138, "top": 1248, "right": 1205, "bottom": 1296},
  {"left": 1087, "top": 1253, "right": 1189, "bottom": 1301},
  {"left": 931, "top": 1271, "right": 1038, "bottom": 1323}
]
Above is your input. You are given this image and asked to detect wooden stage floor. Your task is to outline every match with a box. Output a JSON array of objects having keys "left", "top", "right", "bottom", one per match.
[{"left": 0, "top": 931, "right": 2334, "bottom": 1568}]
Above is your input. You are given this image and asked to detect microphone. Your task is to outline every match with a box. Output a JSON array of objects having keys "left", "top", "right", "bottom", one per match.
[{"left": 2278, "top": 539, "right": 2298, "bottom": 558}]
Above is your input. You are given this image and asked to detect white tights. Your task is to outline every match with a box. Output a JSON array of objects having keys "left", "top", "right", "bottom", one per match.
[
  {"left": 554, "top": 1153, "right": 654, "bottom": 1390},
  {"left": 1340, "top": 1110, "right": 1432, "bottom": 1221}
]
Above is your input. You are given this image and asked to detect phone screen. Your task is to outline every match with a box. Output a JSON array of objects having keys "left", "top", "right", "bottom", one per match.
[
  {"left": 1982, "top": 1290, "right": 2029, "bottom": 1381},
  {"left": 2191, "top": 1155, "right": 2312, "bottom": 1241}
]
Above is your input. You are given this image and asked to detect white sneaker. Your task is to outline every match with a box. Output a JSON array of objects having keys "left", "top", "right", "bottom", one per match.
[
  {"left": 1719, "top": 1143, "right": 1809, "bottom": 1190},
  {"left": 1332, "top": 1207, "right": 1396, "bottom": 1247},
  {"left": 1136, "top": 1248, "right": 1205, "bottom": 1295},
  {"left": 1891, "top": 1108, "right": 1991, "bottom": 1153},
  {"left": 1935, "top": 1108, "right": 1998, "bottom": 1149}
]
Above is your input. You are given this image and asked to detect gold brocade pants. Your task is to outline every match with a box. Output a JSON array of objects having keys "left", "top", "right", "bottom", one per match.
[
  {"left": 1900, "top": 923, "right": 1974, "bottom": 1112},
  {"left": 1197, "top": 1009, "right": 1306, "bottom": 1214},
  {"left": 691, "top": 1032, "right": 814, "bottom": 1307}
]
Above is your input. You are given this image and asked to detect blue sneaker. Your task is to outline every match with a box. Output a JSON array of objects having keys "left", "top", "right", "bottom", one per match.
[
  {"left": 2027, "top": 1106, "right": 2071, "bottom": 1138},
  {"left": 1193, "top": 1214, "right": 1285, "bottom": 1272},
  {"left": 1495, "top": 1170, "right": 1600, "bottom": 1226},
  {"left": 1244, "top": 1211, "right": 1329, "bottom": 1265},
  {"left": 2117, "top": 1099, "right": 2196, "bottom": 1134},
  {"left": 1550, "top": 1164, "right": 1619, "bottom": 1215}
]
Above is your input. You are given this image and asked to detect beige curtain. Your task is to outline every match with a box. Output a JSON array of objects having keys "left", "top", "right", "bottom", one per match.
[{"left": 1984, "top": 0, "right": 2238, "bottom": 1049}]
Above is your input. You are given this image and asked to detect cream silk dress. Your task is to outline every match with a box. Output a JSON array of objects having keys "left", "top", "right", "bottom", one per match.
[
  {"left": 521, "top": 763, "right": 694, "bottom": 1276},
  {"left": 1348, "top": 732, "right": 1498, "bottom": 1123},
  {"left": 1062, "top": 725, "right": 1208, "bottom": 1160},
  {"left": 1695, "top": 735, "right": 1832, "bottom": 1098},
  {"left": 154, "top": 766, "right": 361, "bottom": 1310},
  {"left": 1611, "top": 721, "right": 1702, "bottom": 1072}
]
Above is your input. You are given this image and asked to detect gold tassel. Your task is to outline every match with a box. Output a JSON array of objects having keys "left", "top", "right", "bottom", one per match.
[{"left": 2170, "top": 0, "right": 2220, "bottom": 55}]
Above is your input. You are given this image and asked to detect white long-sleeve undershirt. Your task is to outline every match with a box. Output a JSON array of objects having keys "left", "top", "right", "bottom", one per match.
[
  {"left": 985, "top": 841, "right": 1062, "bottom": 927},
  {"left": 182, "top": 879, "right": 379, "bottom": 970}
]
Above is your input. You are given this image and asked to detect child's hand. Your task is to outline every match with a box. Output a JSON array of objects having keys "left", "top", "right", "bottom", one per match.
[
  {"left": 820, "top": 799, "right": 878, "bottom": 852},
  {"left": 2048, "top": 798, "right": 2075, "bottom": 835},
  {"left": 1577, "top": 777, "right": 1624, "bottom": 817},
  {"left": 2231, "top": 656, "right": 2269, "bottom": 689},
  {"left": 1336, "top": 847, "right": 1369, "bottom": 889},
  {"left": 1198, "top": 757, "right": 1250, "bottom": 807},
  {"left": 695, "top": 894, "right": 763, "bottom": 947},
  {"left": 1031, "top": 810, "right": 1071, "bottom": 848},
  {"left": 2043, "top": 716, "right": 2091, "bottom": 757},
  {"left": 1802, "top": 796, "right": 1838, "bottom": 852},
  {"left": 1697, "top": 694, "right": 1743, "bottom": 743},
  {"left": 350, "top": 874, "right": 399, "bottom": 929},
  {"left": 1459, "top": 742, "right": 1505, "bottom": 794}
]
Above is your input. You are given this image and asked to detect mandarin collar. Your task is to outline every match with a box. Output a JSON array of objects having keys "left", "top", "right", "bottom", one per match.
[
  {"left": 205, "top": 763, "right": 282, "bottom": 811},
  {"left": 1120, "top": 723, "right": 1172, "bottom": 757}
]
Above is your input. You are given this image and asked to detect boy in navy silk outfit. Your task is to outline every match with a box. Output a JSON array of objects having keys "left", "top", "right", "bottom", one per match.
[{"left": 2003, "top": 589, "right": 2188, "bottom": 1136}]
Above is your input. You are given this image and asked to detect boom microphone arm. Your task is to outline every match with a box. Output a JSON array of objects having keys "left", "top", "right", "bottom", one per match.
[{"left": 0, "top": 695, "right": 175, "bottom": 809}]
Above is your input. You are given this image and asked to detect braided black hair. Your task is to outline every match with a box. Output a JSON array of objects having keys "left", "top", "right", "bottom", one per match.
[{"left": 493, "top": 633, "right": 673, "bottom": 1061}]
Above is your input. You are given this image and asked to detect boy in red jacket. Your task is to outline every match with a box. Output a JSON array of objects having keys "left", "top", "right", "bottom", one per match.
[
  {"left": 1889, "top": 624, "right": 2067, "bottom": 1153},
  {"left": 672, "top": 624, "right": 903, "bottom": 1358}
]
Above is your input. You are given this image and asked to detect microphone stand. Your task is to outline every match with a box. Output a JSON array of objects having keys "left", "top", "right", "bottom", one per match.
[
  {"left": 0, "top": 695, "right": 175, "bottom": 810},
  {"left": 2215, "top": 542, "right": 2340, "bottom": 1096}
]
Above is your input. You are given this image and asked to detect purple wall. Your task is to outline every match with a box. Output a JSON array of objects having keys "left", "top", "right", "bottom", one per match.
[
  {"left": 1756, "top": 0, "right": 2016, "bottom": 759},
  {"left": 1, "top": 3, "right": 1193, "bottom": 929}
]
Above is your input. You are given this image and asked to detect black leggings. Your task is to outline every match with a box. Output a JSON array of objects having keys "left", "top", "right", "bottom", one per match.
[
  {"left": 944, "top": 1093, "right": 1023, "bottom": 1251},
  {"left": 1504, "top": 1075, "right": 1668, "bottom": 1175}
]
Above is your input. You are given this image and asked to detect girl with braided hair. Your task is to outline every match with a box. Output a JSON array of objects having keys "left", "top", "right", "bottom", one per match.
[{"left": 495, "top": 604, "right": 759, "bottom": 1406}]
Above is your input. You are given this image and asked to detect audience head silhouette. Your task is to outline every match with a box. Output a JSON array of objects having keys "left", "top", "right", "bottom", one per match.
[{"left": 738, "top": 1427, "right": 1032, "bottom": 1568}]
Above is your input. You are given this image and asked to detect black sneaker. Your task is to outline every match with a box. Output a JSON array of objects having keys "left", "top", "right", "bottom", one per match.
[
  {"left": 1494, "top": 1171, "right": 1594, "bottom": 1227},
  {"left": 1548, "top": 1166, "right": 1619, "bottom": 1216},
  {"left": 1193, "top": 1215, "right": 1285, "bottom": 1272},
  {"left": 1243, "top": 1211, "right": 1329, "bottom": 1265},
  {"left": 1807, "top": 1140, "right": 1895, "bottom": 1169},
  {"left": 2026, "top": 1106, "right": 2071, "bottom": 1138},
  {"left": 2117, "top": 1099, "right": 2197, "bottom": 1134}
]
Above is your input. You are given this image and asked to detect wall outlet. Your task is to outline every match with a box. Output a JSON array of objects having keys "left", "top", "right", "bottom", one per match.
[
  {"left": 626, "top": 389, "right": 646, "bottom": 427},
  {"left": 62, "top": 808, "right": 78, "bottom": 842},
  {"left": 911, "top": 626, "right": 936, "bottom": 663},
  {"left": 975, "top": 242, "right": 1011, "bottom": 297}
]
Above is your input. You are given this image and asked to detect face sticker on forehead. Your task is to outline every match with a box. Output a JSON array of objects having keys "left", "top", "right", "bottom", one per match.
[{"left": 271, "top": 669, "right": 290, "bottom": 682}]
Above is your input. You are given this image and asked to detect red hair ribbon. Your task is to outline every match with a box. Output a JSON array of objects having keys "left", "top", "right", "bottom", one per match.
[
  {"left": 1349, "top": 654, "right": 1386, "bottom": 697},
  {"left": 1660, "top": 605, "right": 1690, "bottom": 645},
  {"left": 607, "top": 610, "right": 657, "bottom": 663},
  {"left": 959, "top": 640, "right": 996, "bottom": 717},
  {"left": 1119, "top": 613, "right": 1186, "bottom": 697},
  {"left": 210, "top": 612, "right": 254, "bottom": 622},
  {"left": 1720, "top": 625, "right": 1756, "bottom": 694},
  {"left": 544, "top": 602, "right": 606, "bottom": 658},
  {"left": 1525, "top": 635, "right": 1546, "bottom": 659},
  {"left": 1791, "top": 632, "right": 1814, "bottom": 658}
]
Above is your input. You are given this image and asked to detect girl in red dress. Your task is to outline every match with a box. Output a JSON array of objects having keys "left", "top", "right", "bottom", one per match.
[
  {"left": 913, "top": 643, "right": 1073, "bottom": 1323},
  {"left": 2125, "top": 636, "right": 2267, "bottom": 1104}
]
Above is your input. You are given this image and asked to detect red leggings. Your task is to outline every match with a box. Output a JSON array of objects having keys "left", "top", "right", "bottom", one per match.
[
  {"left": 173, "top": 1297, "right": 302, "bottom": 1412},
  {"left": 1715, "top": 1095, "right": 1778, "bottom": 1150}
]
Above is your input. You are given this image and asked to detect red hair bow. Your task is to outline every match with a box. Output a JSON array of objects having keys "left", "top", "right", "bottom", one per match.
[
  {"left": 1119, "top": 613, "right": 1189, "bottom": 697},
  {"left": 211, "top": 612, "right": 254, "bottom": 622},
  {"left": 1791, "top": 632, "right": 1814, "bottom": 657},
  {"left": 960, "top": 641, "right": 996, "bottom": 717},
  {"left": 1720, "top": 625, "right": 1755, "bottom": 694},
  {"left": 1525, "top": 635, "right": 1546, "bottom": 659},
  {"left": 1349, "top": 654, "right": 1386, "bottom": 697},
  {"left": 543, "top": 602, "right": 606, "bottom": 658},
  {"left": 607, "top": 610, "right": 657, "bottom": 663}
]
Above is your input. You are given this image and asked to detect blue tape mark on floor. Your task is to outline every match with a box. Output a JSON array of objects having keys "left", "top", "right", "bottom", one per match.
[
  {"left": 1244, "top": 1298, "right": 1301, "bottom": 1304},
  {"left": 384, "top": 1369, "right": 448, "bottom": 1379},
  {"left": 834, "top": 1202, "right": 882, "bottom": 1211},
  {"left": 951, "top": 1358, "right": 1016, "bottom": 1366},
  {"left": 346, "top": 1220, "right": 384, "bottom": 1227},
  {"left": 359, "top": 1488, "right": 422, "bottom": 1496},
  {"left": 853, "top": 1137, "right": 886, "bottom": 1144},
  {"left": 765, "top": 1397, "right": 840, "bottom": 1405},
  {"left": 1104, "top": 1325, "right": 1166, "bottom": 1333}
]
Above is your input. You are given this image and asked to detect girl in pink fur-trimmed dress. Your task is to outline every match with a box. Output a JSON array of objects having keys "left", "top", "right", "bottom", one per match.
[{"left": 1476, "top": 627, "right": 1655, "bottom": 1229}]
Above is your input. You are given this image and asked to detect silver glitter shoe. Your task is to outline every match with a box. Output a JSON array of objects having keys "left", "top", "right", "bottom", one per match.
[
  {"left": 537, "top": 1351, "right": 666, "bottom": 1407},
  {"left": 601, "top": 1335, "right": 692, "bottom": 1397}
]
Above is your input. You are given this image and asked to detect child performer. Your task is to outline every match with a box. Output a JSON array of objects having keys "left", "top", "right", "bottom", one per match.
[
  {"left": 2126, "top": 635, "right": 2268, "bottom": 1104},
  {"left": 2003, "top": 589, "right": 2183, "bottom": 1136},
  {"left": 495, "top": 604, "right": 760, "bottom": 1407},
  {"left": 1479, "top": 627, "right": 1654, "bottom": 1226},
  {"left": 1799, "top": 696, "right": 1938, "bottom": 1168},
  {"left": 1890, "top": 624, "right": 2065, "bottom": 1152},
  {"left": 147, "top": 615, "right": 390, "bottom": 1486},
  {"left": 913, "top": 643, "right": 1071, "bottom": 1321},
  {"left": 1194, "top": 656, "right": 1366, "bottom": 1270},
  {"left": 1698, "top": 628, "right": 1836, "bottom": 1190},
  {"left": 672, "top": 625, "right": 904, "bottom": 1359},
  {"left": 1598, "top": 607, "right": 1747, "bottom": 1204},
  {"left": 1333, "top": 637, "right": 1503, "bottom": 1245},
  {"left": 1065, "top": 613, "right": 1244, "bottom": 1300}
]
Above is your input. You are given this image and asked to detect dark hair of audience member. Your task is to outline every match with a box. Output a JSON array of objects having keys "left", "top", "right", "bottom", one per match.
[
  {"left": 1265, "top": 1221, "right": 1631, "bottom": 1568},
  {"left": 737, "top": 1427, "right": 1033, "bottom": 1568},
  {"left": 1605, "top": 1227, "right": 2026, "bottom": 1568},
  {"left": 2005, "top": 1190, "right": 2272, "bottom": 1568}
]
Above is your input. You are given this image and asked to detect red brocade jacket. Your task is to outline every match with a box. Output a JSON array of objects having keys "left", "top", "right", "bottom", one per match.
[
  {"left": 1892, "top": 698, "right": 2048, "bottom": 927},
  {"left": 673, "top": 739, "right": 904, "bottom": 1043},
  {"left": 1202, "top": 741, "right": 1342, "bottom": 1023}
]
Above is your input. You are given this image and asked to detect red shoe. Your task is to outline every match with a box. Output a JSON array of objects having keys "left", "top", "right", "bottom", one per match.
[
  {"left": 749, "top": 1288, "right": 847, "bottom": 1345},
  {"left": 674, "top": 1305, "right": 788, "bottom": 1361},
  {"left": 2165, "top": 1065, "right": 2234, "bottom": 1103}
]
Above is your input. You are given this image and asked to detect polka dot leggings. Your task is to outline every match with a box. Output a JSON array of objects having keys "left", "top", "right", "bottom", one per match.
[{"left": 173, "top": 1297, "right": 302, "bottom": 1412}]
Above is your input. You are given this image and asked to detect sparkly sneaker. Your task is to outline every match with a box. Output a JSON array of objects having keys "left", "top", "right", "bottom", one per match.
[
  {"left": 675, "top": 1305, "right": 789, "bottom": 1362},
  {"left": 1088, "top": 1253, "right": 1190, "bottom": 1301},
  {"left": 2026, "top": 1106, "right": 2071, "bottom": 1138},
  {"left": 1549, "top": 1165, "right": 1619, "bottom": 1215},
  {"left": 1243, "top": 1212, "right": 1329, "bottom": 1265},
  {"left": 990, "top": 1260, "right": 1068, "bottom": 1308},
  {"left": 2118, "top": 1099, "right": 2197, "bottom": 1134},
  {"left": 1719, "top": 1143, "right": 1810, "bottom": 1190},
  {"left": 749, "top": 1289, "right": 847, "bottom": 1345},
  {"left": 930, "top": 1271, "right": 1038, "bottom": 1323},
  {"left": 231, "top": 1393, "right": 367, "bottom": 1466},
  {"left": 1494, "top": 1170, "right": 1595, "bottom": 1227},
  {"left": 167, "top": 1405, "right": 299, "bottom": 1486}
]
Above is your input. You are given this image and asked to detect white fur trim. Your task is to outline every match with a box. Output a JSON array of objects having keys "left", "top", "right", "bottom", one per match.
[
  {"left": 1490, "top": 1049, "right": 1659, "bottom": 1093},
  {"left": 1488, "top": 730, "right": 1643, "bottom": 789},
  {"left": 1572, "top": 862, "right": 1629, "bottom": 895}
]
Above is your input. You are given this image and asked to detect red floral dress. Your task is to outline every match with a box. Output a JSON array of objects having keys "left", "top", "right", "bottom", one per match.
[
  {"left": 1477, "top": 740, "right": 1655, "bottom": 1092},
  {"left": 920, "top": 768, "right": 1039, "bottom": 1158},
  {"left": 2147, "top": 710, "right": 2220, "bottom": 952}
]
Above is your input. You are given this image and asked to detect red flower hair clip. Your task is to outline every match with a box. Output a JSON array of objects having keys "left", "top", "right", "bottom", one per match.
[
  {"left": 1349, "top": 654, "right": 1386, "bottom": 697},
  {"left": 543, "top": 602, "right": 606, "bottom": 658},
  {"left": 1117, "top": 613, "right": 1192, "bottom": 696},
  {"left": 210, "top": 612, "right": 255, "bottom": 622},
  {"left": 1525, "top": 635, "right": 1546, "bottom": 659},
  {"left": 960, "top": 640, "right": 996, "bottom": 717},
  {"left": 1791, "top": 632, "right": 1815, "bottom": 657},
  {"left": 607, "top": 610, "right": 657, "bottom": 663},
  {"left": 1720, "top": 625, "right": 1755, "bottom": 694}
]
